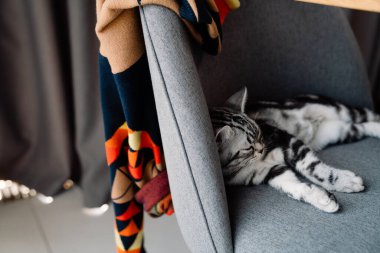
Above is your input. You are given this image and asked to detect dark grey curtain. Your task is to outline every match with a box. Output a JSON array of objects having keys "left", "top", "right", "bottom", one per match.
[
  {"left": 0, "top": 0, "right": 110, "bottom": 207},
  {"left": 349, "top": 11, "right": 380, "bottom": 111}
]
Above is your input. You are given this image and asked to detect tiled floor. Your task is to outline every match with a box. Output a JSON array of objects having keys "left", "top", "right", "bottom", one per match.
[{"left": 0, "top": 187, "right": 191, "bottom": 253}]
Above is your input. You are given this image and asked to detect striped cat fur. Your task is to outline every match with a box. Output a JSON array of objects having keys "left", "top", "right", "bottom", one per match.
[{"left": 210, "top": 87, "right": 380, "bottom": 212}]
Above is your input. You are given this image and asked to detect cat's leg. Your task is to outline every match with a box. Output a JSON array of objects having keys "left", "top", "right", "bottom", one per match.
[
  {"left": 358, "top": 108, "right": 380, "bottom": 122},
  {"left": 287, "top": 139, "right": 364, "bottom": 193},
  {"left": 309, "top": 120, "right": 380, "bottom": 151},
  {"left": 342, "top": 106, "right": 380, "bottom": 123},
  {"left": 265, "top": 167, "right": 339, "bottom": 213}
]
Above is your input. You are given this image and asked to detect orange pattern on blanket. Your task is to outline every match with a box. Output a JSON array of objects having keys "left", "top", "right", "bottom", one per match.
[
  {"left": 105, "top": 122, "right": 163, "bottom": 180},
  {"left": 105, "top": 122, "right": 171, "bottom": 253},
  {"left": 116, "top": 201, "right": 141, "bottom": 221}
]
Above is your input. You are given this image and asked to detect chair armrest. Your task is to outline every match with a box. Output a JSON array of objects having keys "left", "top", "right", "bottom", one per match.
[{"left": 140, "top": 5, "right": 233, "bottom": 253}]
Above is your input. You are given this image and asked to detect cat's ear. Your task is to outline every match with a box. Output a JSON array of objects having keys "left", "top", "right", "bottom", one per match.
[
  {"left": 225, "top": 86, "right": 248, "bottom": 113},
  {"left": 215, "top": 126, "right": 234, "bottom": 144}
]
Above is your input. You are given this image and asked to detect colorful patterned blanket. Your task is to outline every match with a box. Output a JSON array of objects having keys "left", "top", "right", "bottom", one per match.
[{"left": 96, "top": 1, "right": 239, "bottom": 252}]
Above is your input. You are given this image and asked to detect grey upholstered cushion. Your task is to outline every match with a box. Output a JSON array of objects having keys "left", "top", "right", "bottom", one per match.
[
  {"left": 228, "top": 138, "right": 380, "bottom": 253},
  {"left": 140, "top": 5, "right": 233, "bottom": 253},
  {"left": 197, "top": 0, "right": 373, "bottom": 109}
]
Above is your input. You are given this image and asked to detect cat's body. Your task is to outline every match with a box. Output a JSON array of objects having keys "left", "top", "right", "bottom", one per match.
[{"left": 211, "top": 87, "right": 380, "bottom": 212}]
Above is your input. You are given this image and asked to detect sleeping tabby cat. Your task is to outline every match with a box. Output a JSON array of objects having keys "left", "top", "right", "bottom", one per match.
[{"left": 211, "top": 87, "right": 380, "bottom": 213}]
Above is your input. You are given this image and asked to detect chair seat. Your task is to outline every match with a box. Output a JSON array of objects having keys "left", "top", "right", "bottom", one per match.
[{"left": 227, "top": 138, "right": 380, "bottom": 253}]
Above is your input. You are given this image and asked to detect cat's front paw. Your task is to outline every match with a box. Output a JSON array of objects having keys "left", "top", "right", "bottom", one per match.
[
  {"left": 332, "top": 170, "right": 365, "bottom": 193},
  {"left": 307, "top": 185, "right": 339, "bottom": 213}
]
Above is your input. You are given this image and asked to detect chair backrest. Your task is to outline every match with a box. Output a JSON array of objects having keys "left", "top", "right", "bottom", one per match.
[
  {"left": 197, "top": 0, "right": 373, "bottom": 109},
  {"left": 141, "top": 5, "right": 233, "bottom": 253}
]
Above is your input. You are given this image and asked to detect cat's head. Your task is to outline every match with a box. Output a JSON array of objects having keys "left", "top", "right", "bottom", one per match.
[{"left": 211, "top": 87, "right": 264, "bottom": 167}]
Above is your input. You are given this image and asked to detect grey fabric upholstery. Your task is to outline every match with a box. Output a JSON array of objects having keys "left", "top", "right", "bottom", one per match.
[
  {"left": 140, "top": 0, "right": 378, "bottom": 252},
  {"left": 228, "top": 138, "right": 380, "bottom": 253},
  {"left": 140, "top": 6, "right": 233, "bottom": 253},
  {"left": 197, "top": 0, "right": 373, "bottom": 109}
]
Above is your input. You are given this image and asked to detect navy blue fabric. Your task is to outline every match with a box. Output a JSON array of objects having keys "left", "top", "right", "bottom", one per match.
[
  {"left": 179, "top": 0, "right": 197, "bottom": 23},
  {"left": 99, "top": 54, "right": 125, "bottom": 140},
  {"left": 99, "top": 53, "right": 162, "bottom": 145},
  {"left": 113, "top": 54, "right": 162, "bottom": 146}
]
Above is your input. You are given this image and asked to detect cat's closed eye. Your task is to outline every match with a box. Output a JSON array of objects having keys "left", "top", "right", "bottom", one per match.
[{"left": 254, "top": 142, "right": 263, "bottom": 151}]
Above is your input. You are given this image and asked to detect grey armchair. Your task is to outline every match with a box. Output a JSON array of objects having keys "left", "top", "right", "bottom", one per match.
[{"left": 139, "top": 1, "right": 380, "bottom": 252}]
